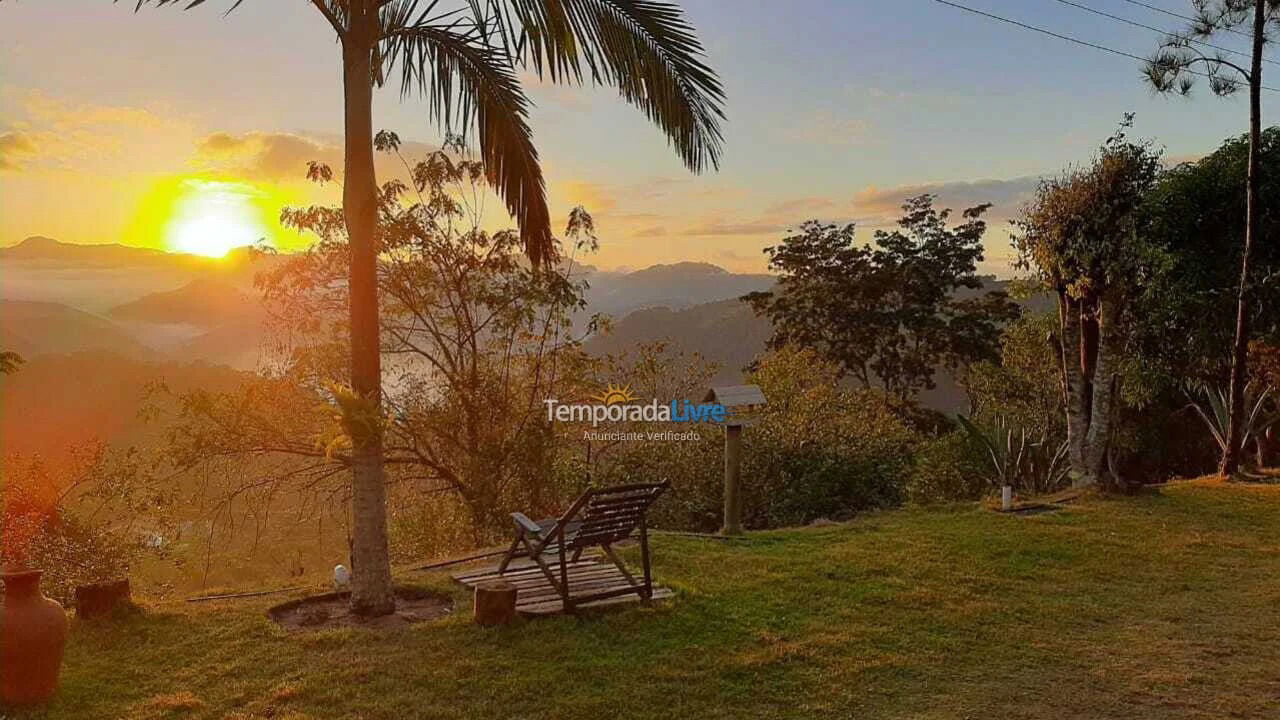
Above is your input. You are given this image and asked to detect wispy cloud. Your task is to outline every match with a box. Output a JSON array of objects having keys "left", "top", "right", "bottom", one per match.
[
  {"left": 686, "top": 220, "right": 787, "bottom": 237},
  {"left": 191, "top": 130, "right": 439, "bottom": 185},
  {"left": 852, "top": 176, "right": 1042, "bottom": 226},
  {"left": 783, "top": 110, "right": 873, "bottom": 146},
  {"left": 3, "top": 89, "right": 195, "bottom": 172},
  {"left": 0, "top": 131, "right": 37, "bottom": 171},
  {"left": 635, "top": 226, "right": 668, "bottom": 238},
  {"left": 194, "top": 131, "right": 335, "bottom": 181}
]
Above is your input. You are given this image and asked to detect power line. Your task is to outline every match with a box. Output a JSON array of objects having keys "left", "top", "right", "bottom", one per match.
[
  {"left": 929, "top": 0, "right": 1279, "bottom": 93},
  {"left": 1050, "top": 0, "right": 1278, "bottom": 67},
  {"left": 1118, "top": 0, "right": 1258, "bottom": 42}
]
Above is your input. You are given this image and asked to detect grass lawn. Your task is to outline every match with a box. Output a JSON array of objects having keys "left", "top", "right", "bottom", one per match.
[{"left": 13, "top": 479, "right": 1280, "bottom": 719}]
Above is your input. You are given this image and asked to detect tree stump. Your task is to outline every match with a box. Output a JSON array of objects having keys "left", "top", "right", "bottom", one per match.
[
  {"left": 474, "top": 580, "right": 517, "bottom": 626},
  {"left": 74, "top": 579, "right": 131, "bottom": 619}
]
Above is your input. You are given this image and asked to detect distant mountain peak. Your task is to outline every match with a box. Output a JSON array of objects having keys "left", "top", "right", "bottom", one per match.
[
  {"left": 627, "top": 261, "right": 731, "bottom": 278},
  {"left": 2, "top": 236, "right": 170, "bottom": 264},
  {"left": 16, "top": 235, "right": 62, "bottom": 248}
]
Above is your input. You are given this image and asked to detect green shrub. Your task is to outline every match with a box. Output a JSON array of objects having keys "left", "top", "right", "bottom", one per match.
[
  {"left": 2, "top": 454, "right": 143, "bottom": 605},
  {"left": 906, "top": 430, "right": 989, "bottom": 504},
  {"left": 594, "top": 347, "right": 918, "bottom": 531}
]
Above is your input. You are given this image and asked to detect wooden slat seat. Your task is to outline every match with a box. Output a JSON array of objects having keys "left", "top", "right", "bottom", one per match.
[{"left": 494, "top": 481, "right": 670, "bottom": 613}]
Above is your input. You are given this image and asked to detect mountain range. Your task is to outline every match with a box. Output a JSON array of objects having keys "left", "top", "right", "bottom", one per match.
[
  {"left": 0, "top": 236, "right": 779, "bottom": 372},
  {"left": 1, "top": 236, "right": 1036, "bottom": 458}
]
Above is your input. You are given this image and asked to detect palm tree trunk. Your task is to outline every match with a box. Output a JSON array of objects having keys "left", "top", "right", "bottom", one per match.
[
  {"left": 1220, "top": 0, "right": 1266, "bottom": 477},
  {"left": 342, "top": 4, "right": 395, "bottom": 616}
]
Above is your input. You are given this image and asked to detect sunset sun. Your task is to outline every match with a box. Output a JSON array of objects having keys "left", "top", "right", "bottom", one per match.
[{"left": 165, "top": 179, "right": 269, "bottom": 257}]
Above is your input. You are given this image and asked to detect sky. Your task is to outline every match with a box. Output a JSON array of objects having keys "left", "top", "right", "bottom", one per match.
[{"left": 1, "top": 0, "right": 1276, "bottom": 274}]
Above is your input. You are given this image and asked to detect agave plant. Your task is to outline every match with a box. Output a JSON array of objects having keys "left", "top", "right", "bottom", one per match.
[
  {"left": 1185, "top": 381, "right": 1279, "bottom": 466},
  {"left": 957, "top": 415, "right": 1025, "bottom": 490},
  {"left": 956, "top": 416, "right": 1070, "bottom": 495},
  {"left": 1024, "top": 434, "right": 1071, "bottom": 494}
]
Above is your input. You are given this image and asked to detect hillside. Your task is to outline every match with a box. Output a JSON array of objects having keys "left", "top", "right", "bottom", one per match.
[
  {"left": 582, "top": 261, "right": 775, "bottom": 315},
  {"left": 0, "top": 351, "right": 247, "bottom": 460},
  {"left": 585, "top": 279, "right": 1046, "bottom": 412},
  {"left": 586, "top": 298, "right": 771, "bottom": 381},
  {"left": 108, "top": 276, "right": 262, "bottom": 326},
  {"left": 2, "top": 243, "right": 777, "bottom": 370},
  {"left": 0, "top": 235, "right": 211, "bottom": 269},
  {"left": 0, "top": 300, "right": 152, "bottom": 359},
  {"left": 37, "top": 481, "right": 1280, "bottom": 720}
]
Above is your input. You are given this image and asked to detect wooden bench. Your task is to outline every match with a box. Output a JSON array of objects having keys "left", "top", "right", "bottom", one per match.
[{"left": 497, "top": 482, "right": 669, "bottom": 613}]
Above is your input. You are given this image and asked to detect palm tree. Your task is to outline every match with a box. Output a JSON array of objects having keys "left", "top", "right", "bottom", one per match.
[{"left": 130, "top": 0, "right": 724, "bottom": 615}]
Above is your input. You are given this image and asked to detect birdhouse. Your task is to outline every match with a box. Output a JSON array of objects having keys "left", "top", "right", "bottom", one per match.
[
  {"left": 702, "top": 385, "right": 767, "bottom": 537},
  {"left": 703, "top": 385, "right": 767, "bottom": 427}
]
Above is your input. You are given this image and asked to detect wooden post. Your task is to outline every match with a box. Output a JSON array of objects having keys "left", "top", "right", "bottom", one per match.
[
  {"left": 722, "top": 423, "right": 744, "bottom": 536},
  {"left": 474, "top": 580, "right": 517, "bottom": 626}
]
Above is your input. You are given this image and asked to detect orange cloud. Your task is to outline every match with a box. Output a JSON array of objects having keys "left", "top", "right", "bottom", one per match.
[
  {"left": 0, "top": 132, "right": 37, "bottom": 171},
  {"left": 852, "top": 176, "right": 1040, "bottom": 224},
  {"left": 686, "top": 220, "right": 787, "bottom": 237},
  {"left": 556, "top": 179, "right": 618, "bottom": 214},
  {"left": 193, "top": 131, "right": 339, "bottom": 181},
  {"left": 2, "top": 89, "right": 197, "bottom": 173},
  {"left": 192, "top": 130, "right": 442, "bottom": 186}
]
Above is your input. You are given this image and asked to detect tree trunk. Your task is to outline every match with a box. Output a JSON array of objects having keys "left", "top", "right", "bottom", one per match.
[
  {"left": 1083, "top": 300, "right": 1118, "bottom": 487},
  {"left": 1060, "top": 292, "right": 1089, "bottom": 482},
  {"left": 342, "top": 4, "right": 395, "bottom": 617},
  {"left": 1220, "top": 0, "right": 1266, "bottom": 478},
  {"left": 473, "top": 580, "right": 518, "bottom": 626}
]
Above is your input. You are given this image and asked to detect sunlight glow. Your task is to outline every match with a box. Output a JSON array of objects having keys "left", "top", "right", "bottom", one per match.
[{"left": 164, "top": 180, "right": 268, "bottom": 257}]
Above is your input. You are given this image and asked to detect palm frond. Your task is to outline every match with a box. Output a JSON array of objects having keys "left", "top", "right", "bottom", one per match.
[
  {"left": 129, "top": 0, "right": 347, "bottom": 35},
  {"left": 381, "top": 16, "right": 553, "bottom": 265},
  {"left": 482, "top": 0, "right": 726, "bottom": 173},
  {"left": 0, "top": 351, "right": 23, "bottom": 375},
  {"left": 125, "top": 0, "right": 248, "bottom": 14}
]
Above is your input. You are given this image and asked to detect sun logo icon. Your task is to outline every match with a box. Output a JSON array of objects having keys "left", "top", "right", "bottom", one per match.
[{"left": 592, "top": 383, "right": 637, "bottom": 405}]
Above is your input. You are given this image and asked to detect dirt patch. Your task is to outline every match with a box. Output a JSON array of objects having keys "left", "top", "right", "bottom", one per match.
[{"left": 268, "top": 586, "right": 453, "bottom": 632}]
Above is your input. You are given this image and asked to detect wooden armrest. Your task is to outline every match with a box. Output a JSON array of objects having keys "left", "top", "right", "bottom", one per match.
[{"left": 511, "top": 512, "right": 543, "bottom": 535}]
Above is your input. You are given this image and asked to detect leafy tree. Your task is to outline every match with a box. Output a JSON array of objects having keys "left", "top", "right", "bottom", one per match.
[
  {"left": 1012, "top": 119, "right": 1162, "bottom": 489},
  {"left": 166, "top": 144, "right": 598, "bottom": 549},
  {"left": 1250, "top": 342, "right": 1280, "bottom": 465},
  {"left": 131, "top": 0, "right": 725, "bottom": 615},
  {"left": 597, "top": 346, "right": 917, "bottom": 531},
  {"left": 1, "top": 445, "right": 167, "bottom": 602},
  {"left": 1132, "top": 128, "right": 1280, "bottom": 386},
  {"left": 746, "top": 195, "right": 1018, "bottom": 404},
  {"left": 0, "top": 351, "right": 22, "bottom": 375},
  {"left": 961, "top": 312, "right": 1064, "bottom": 438},
  {"left": 1145, "top": 0, "right": 1280, "bottom": 475}
]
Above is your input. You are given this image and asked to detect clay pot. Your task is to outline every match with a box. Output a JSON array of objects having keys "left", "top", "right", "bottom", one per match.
[{"left": 1, "top": 570, "right": 69, "bottom": 706}]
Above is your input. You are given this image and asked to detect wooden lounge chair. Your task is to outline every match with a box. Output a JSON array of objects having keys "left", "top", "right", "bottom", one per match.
[{"left": 497, "top": 481, "right": 670, "bottom": 612}]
